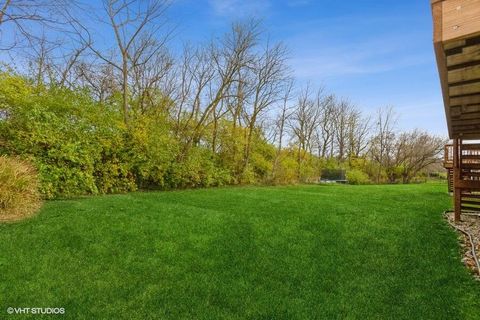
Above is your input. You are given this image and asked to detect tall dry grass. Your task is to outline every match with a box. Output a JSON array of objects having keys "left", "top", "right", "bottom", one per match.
[{"left": 0, "top": 156, "right": 42, "bottom": 222}]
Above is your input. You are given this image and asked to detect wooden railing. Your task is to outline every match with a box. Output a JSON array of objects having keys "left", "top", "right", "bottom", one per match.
[
  {"left": 448, "top": 141, "right": 480, "bottom": 220},
  {"left": 444, "top": 144, "right": 453, "bottom": 168},
  {"left": 444, "top": 143, "right": 480, "bottom": 169}
]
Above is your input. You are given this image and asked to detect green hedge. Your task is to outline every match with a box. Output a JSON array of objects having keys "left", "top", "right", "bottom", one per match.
[
  {"left": 0, "top": 73, "right": 276, "bottom": 198},
  {"left": 1, "top": 72, "right": 379, "bottom": 198}
]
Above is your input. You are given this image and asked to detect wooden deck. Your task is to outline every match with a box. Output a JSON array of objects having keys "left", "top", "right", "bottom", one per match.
[
  {"left": 432, "top": 0, "right": 480, "bottom": 220},
  {"left": 432, "top": 0, "right": 480, "bottom": 139}
]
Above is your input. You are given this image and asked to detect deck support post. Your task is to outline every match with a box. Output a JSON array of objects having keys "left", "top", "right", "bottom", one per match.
[{"left": 453, "top": 138, "right": 461, "bottom": 222}]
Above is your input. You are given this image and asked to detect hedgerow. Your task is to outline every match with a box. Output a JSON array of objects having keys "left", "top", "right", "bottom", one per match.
[{"left": 0, "top": 72, "right": 299, "bottom": 198}]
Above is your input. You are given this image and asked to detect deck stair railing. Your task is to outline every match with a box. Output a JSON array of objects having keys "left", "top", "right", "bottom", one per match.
[
  {"left": 459, "top": 144, "right": 480, "bottom": 212},
  {"left": 444, "top": 144, "right": 453, "bottom": 193},
  {"left": 446, "top": 142, "right": 480, "bottom": 217}
]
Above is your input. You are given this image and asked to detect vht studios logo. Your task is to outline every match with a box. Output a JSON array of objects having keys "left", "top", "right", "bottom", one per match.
[{"left": 6, "top": 307, "right": 65, "bottom": 315}]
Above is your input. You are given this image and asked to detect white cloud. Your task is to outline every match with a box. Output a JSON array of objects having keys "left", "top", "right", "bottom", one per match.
[
  {"left": 286, "top": 0, "right": 311, "bottom": 7},
  {"left": 285, "top": 18, "right": 429, "bottom": 80},
  {"left": 291, "top": 49, "right": 429, "bottom": 80},
  {"left": 208, "top": 0, "right": 270, "bottom": 17}
]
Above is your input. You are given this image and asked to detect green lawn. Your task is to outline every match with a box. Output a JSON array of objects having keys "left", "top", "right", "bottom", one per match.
[{"left": 1, "top": 183, "right": 480, "bottom": 319}]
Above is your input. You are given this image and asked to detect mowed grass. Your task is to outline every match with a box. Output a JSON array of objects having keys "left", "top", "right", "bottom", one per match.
[{"left": 1, "top": 183, "right": 480, "bottom": 319}]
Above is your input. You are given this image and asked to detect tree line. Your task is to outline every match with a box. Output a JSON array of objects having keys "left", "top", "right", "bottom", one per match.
[{"left": 0, "top": 0, "right": 446, "bottom": 198}]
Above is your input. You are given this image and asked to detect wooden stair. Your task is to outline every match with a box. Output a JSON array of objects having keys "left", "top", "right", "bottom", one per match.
[
  {"left": 457, "top": 142, "right": 480, "bottom": 215},
  {"left": 444, "top": 142, "right": 480, "bottom": 218},
  {"left": 461, "top": 191, "right": 480, "bottom": 211}
]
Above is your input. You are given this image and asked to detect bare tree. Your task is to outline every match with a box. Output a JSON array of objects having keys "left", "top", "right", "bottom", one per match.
[
  {"left": 26, "top": 34, "right": 57, "bottom": 86},
  {"left": 241, "top": 41, "right": 290, "bottom": 177},
  {"left": 76, "top": 62, "right": 119, "bottom": 103},
  {"left": 131, "top": 46, "right": 174, "bottom": 113},
  {"left": 72, "top": 0, "right": 172, "bottom": 124},
  {"left": 314, "top": 94, "right": 335, "bottom": 158},
  {"left": 396, "top": 130, "right": 446, "bottom": 183},
  {"left": 0, "top": 0, "right": 71, "bottom": 51},
  {"left": 289, "top": 86, "right": 322, "bottom": 180},
  {"left": 333, "top": 99, "right": 360, "bottom": 161},
  {"left": 271, "top": 79, "right": 294, "bottom": 180},
  {"left": 347, "top": 110, "right": 371, "bottom": 159},
  {"left": 173, "top": 21, "right": 260, "bottom": 159},
  {"left": 370, "top": 106, "right": 398, "bottom": 183}
]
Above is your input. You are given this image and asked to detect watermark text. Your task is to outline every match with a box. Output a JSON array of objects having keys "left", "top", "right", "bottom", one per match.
[{"left": 6, "top": 307, "right": 65, "bottom": 315}]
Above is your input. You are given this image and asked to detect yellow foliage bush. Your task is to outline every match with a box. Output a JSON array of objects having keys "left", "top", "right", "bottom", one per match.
[{"left": 0, "top": 156, "right": 42, "bottom": 221}]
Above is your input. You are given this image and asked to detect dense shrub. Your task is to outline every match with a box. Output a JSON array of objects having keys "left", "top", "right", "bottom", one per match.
[
  {"left": 245, "top": 136, "right": 276, "bottom": 184},
  {"left": 128, "top": 114, "right": 178, "bottom": 189},
  {"left": 0, "top": 74, "right": 179, "bottom": 197},
  {"left": 0, "top": 73, "right": 267, "bottom": 197},
  {"left": 0, "top": 75, "right": 135, "bottom": 198},
  {"left": 347, "top": 169, "right": 371, "bottom": 185},
  {"left": 0, "top": 71, "right": 433, "bottom": 199},
  {"left": 272, "top": 153, "right": 299, "bottom": 184},
  {"left": 0, "top": 156, "right": 41, "bottom": 221},
  {"left": 165, "top": 147, "right": 232, "bottom": 189}
]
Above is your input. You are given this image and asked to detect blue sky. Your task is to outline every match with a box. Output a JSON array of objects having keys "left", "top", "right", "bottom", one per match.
[{"left": 167, "top": 0, "right": 445, "bottom": 136}]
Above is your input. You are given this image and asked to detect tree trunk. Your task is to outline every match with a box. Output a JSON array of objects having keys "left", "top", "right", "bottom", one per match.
[
  {"left": 212, "top": 115, "right": 218, "bottom": 154},
  {"left": 242, "top": 122, "right": 255, "bottom": 178},
  {"left": 122, "top": 52, "right": 129, "bottom": 125}
]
